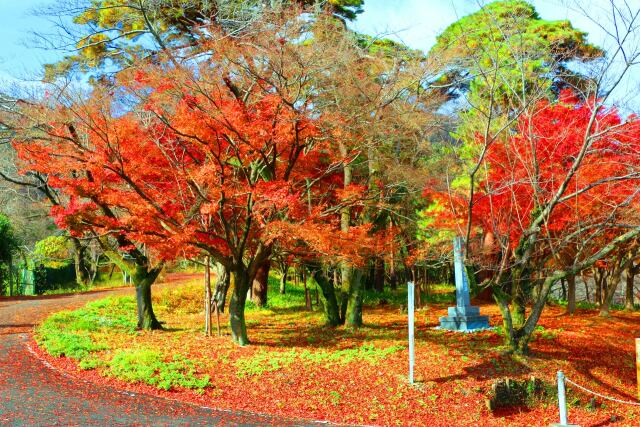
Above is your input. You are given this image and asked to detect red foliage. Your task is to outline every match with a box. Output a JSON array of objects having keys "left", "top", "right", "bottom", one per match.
[
  {"left": 13, "top": 62, "right": 379, "bottom": 268},
  {"left": 426, "top": 92, "right": 640, "bottom": 252}
]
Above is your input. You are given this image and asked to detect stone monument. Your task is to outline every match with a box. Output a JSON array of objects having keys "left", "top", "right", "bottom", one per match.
[{"left": 439, "top": 236, "right": 490, "bottom": 331}]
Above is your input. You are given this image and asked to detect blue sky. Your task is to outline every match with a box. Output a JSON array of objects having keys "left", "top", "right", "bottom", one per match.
[{"left": 0, "top": 1, "right": 637, "bottom": 104}]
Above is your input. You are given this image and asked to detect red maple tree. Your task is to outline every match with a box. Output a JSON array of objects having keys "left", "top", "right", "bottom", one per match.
[{"left": 424, "top": 91, "right": 640, "bottom": 352}]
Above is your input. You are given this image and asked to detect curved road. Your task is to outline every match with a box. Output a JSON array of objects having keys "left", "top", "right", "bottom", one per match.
[{"left": 0, "top": 285, "right": 320, "bottom": 426}]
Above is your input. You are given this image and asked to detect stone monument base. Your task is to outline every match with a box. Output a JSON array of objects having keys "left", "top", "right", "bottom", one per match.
[{"left": 439, "top": 305, "right": 490, "bottom": 332}]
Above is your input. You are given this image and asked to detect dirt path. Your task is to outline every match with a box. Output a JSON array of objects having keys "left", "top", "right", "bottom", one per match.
[{"left": 0, "top": 276, "right": 315, "bottom": 426}]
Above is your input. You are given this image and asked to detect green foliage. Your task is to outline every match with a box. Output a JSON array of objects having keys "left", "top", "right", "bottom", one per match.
[
  {"left": 236, "top": 348, "right": 298, "bottom": 378},
  {"left": 33, "top": 236, "right": 72, "bottom": 269},
  {"left": 0, "top": 213, "right": 18, "bottom": 264},
  {"left": 326, "top": 0, "right": 364, "bottom": 20},
  {"left": 532, "top": 325, "right": 561, "bottom": 341},
  {"left": 235, "top": 343, "right": 404, "bottom": 378},
  {"left": 363, "top": 282, "right": 455, "bottom": 307},
  {"left": 79, "top": 357, "right": 107, "bottom": 370},
  {"left": 355, "top": 33, "right": 423, "bottom": 59},
  {"left": 107, "top": 349, "right": 210, "bottom": 391},
  {"left": 417, "top": 203, "right": 456, "bottom": 244},
  {"left": 362, "top": 285, "right": 407, "bottom": 307},
  {"left": 431, "top": 0, "right": 603, "bottom": 144}
]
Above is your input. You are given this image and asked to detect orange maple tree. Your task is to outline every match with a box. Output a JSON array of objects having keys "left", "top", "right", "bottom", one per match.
[{"left": 13, "top": 55, "right": 377, "bottom": 344}]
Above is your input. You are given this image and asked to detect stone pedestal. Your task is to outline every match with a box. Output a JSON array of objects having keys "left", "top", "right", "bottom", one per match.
[
  {"left": 438, "top": 237, "right": 490, "bottom": 332},
  {"left": 439, "top": 304, "right": 490, "bottom": 331}
]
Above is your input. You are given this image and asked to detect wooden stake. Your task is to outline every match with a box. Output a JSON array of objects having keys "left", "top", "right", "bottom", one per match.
[
  {"left": 636, "top": 338, "right": 640, "bottom": 399},
  {"left": 215, "top": 302, "right": 221, "bottom": 337}
]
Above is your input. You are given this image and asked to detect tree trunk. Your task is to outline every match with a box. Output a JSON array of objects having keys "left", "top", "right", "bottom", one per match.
[
  {"left": 339, "top": 291, "right": 348, "bottom": 324},
  {"left": 279, "top": 264, "right": 288, "bottom": 295},
  {"left": 498, "top": 276, "right": 555, "bottom": 355},
  {"left": 625, "top": 265, "right": 635, "bottom": 311},
  {"left": 493, "top": 288, "right": 516, "bottom": 349},
  {"left": 204, "top": 256, "right": 212, "bottom": 336},
  {"left": 594, "top": 268, "right": 604, "bottom": 305},
  {"left": 135, "top": 272, "right": 162, "bottom": 330},
  {"left": 251, "top": 258, "right": 271, "bottom": 307},
  {"left": 300, "top": 267, "right": 313, "bottom": 311},
  {"left": 311, "top": 267, "right": 341, "bottom": 326},
  {"left": 510, "top": 291, "right": 526, "bottom": 329},
  {"left": 229, "top": 268, "right": 250, "bottom": 346},
  {"left": 70, "top": 237, "right": 91, "bottom": 287},
  {"left": 389, "top": 257, "right": 397, "bottom": 290},
  {"left": 599, "top": 272, "right": 621, "bottom": 317},
  {"left": 213, "top": 262, "right": 230, "bottom": 313},
  {"left": 566, "top": 273, "right": 576, "bottom": 314},
  {"left": 344, "top": 268, "right": 363, "bottom": 328},
  {"left": 8, "top": 255, "right": 13, "bottom": 296},
  {"left": 373, "top": 257, "right": 384, "bottom": 293},
  {"left": 583, "top": 277, "right": 590, "bottom": 302},
  {"left": 338, "top": 141, "right": 363, "bottom": 327}
]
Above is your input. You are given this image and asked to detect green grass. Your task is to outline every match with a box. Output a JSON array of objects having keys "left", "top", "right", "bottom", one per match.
[
  {"left": 35, "top": 296, "right": 138, "bottom": 359},
  {"left": 246, "top": 274, "right": 307, "bottom": 311},
  {"left": 261, "top": 273, "right": 456, "bottom": 311},
  {"left": 550, "top": 297, "right": 640, "bottom": 311},
  {"left": 38, "top": 274, "right": 407, "bottom": 388},
  {"left": 107, "top": 349, "right": 210, "bottom": 391},
  {"left": 363, "top": 282, "right": 455, "bottom": 307}
]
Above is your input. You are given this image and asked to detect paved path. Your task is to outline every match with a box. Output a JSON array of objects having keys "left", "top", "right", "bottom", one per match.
[{"left": 0, "top": 282, "right": 318, "bottom": 426}]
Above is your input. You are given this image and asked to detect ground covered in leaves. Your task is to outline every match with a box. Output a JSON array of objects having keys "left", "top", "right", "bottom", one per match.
[{"left": 33, "top": 276, "right": 640, "bottom": 426}]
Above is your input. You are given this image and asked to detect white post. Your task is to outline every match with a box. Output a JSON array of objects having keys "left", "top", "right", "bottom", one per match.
[
  {"left": 408, "top": 281, "right": 415, "bottom": 384},
  {"left": 557, "top": 370, "right": 568, "bottom": 425}
]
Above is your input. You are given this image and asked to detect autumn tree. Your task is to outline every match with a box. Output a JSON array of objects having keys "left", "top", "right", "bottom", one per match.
[
  {"left": 428, "top": 0, "right": 604, "bottom": 253},
  {"left": 13, "top": 8, "right": 397, "bottom": 344},
  {"left": 5, "top": 92, "right": 168, "bottom": 329},
  {"left": 428, "top": 90, "right": 640, "bottom": 353},
  {"left": 38, "top": 0, "right": 364, "bottom": 80},
  {"left": 0, "top": 95, "right": 104, "bottom": 288}
]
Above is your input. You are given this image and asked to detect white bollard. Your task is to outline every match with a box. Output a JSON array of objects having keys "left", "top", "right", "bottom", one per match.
[
  {"left": 408, "top": 281, "right": 415, "bottom": 384},
  {"left": 551, "top": 371, "right": 580, "bottom": 427},
  {"left": 558, "top": 371, "right": 568, "bottom": 425}
]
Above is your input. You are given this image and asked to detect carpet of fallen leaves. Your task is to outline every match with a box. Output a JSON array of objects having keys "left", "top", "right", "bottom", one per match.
[{"left": 33, "top": 279, "right": 640, "bottom": 427}]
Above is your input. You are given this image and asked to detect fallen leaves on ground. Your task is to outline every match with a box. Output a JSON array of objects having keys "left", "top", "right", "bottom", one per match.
[{"left": 32, "top": 279, "right": 640, "bottom": 427}]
